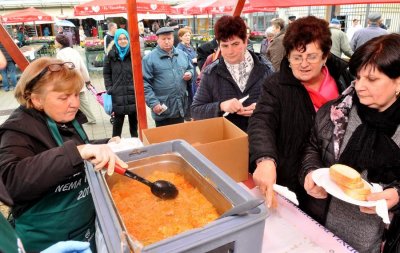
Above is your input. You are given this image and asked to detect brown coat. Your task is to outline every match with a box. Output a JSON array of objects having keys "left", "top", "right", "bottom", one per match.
[{"left": 266, "top": 31, "right": 286, "bottom": 71}]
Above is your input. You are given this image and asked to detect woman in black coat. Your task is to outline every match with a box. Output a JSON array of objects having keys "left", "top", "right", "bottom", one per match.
[
  {"left": 103, "top": 28, "right": 137, "bottom": 137},
  {"left": 247, "top": 16, "right": 353, "bottom": 223}
]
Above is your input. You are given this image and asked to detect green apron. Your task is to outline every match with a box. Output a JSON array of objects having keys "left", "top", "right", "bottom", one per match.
[
  {"left": 14, "top": 118, "right": 96, "bottom": 252},
  {"left": 0, "top": 214, "right": 25, "bottom": 253}
]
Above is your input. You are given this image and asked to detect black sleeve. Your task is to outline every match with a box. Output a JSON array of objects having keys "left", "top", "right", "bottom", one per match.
[
  {"left": 103, "top": 54, "right": 112, "bottom": 93},
  {"left": 197, "top": 41, "right": 217, "bottom": 70},
  {"left": 248, "top": 75, "right": 280, "bottom": 165},
  {"left": 0, "top": 131, "right": 83, "bottom": 204}
]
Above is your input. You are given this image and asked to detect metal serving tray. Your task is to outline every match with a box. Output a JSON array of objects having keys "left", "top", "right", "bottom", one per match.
[{"left": 86, "top": 140, "right": 267, "bottom": 253}]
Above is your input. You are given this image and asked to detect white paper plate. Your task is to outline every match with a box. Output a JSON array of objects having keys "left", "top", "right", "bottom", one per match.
[{"left": 312, "top": 168, "right": 376, "bottom": 207}]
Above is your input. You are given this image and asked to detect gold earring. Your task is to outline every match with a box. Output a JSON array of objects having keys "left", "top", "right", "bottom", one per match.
[{"left": 396, "top": 90, "right": 400, "bottom": 97}]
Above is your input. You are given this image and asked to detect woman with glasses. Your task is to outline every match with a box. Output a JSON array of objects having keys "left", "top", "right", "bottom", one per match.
[
  {"left": 103, "top": 28, "right": 138, "bottom": 137},
  {"left": 0, "top": 57, "right": 127, "bottom": 252},
  {"left": 248, "top": 16, "right": 353, "bottom": 222},
  {"left": 301, "top": 34, "right": 400, "bottom": 252}
]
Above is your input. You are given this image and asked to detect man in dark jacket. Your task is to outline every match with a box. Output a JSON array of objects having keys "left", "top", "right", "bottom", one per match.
[
  {"left": 0, "top": 42, "right": 17, "bottom": 92},
  {"left": 191, "top": 16, "right": 274, "bottom": 132}
]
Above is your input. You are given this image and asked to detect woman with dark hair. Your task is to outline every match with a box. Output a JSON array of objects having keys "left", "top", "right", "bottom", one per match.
[
  {"left": 103, "top": 28, "right": 138, "bottom": 137},
  {"left": 191, "top": 15, "right": 274, "bottom": 132},
  {"left": 248, "top": 16, "right": 353, "bottom": 221},
  {"left": 301, "top": 33, "right": 400, "bottom": 252}
]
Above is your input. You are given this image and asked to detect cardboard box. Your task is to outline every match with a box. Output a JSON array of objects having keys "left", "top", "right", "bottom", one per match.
[{"left": 142, "top": 117, "right": 249, "bottom": 182}]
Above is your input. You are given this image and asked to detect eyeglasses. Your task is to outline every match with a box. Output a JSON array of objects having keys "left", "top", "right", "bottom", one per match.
[
  {"left": 26, "top": 62, "right": 75, "bottom": 91},
  {"left": 118, "top": 37, "right": 128, "bottom": 41},
  {"left": 288, "top": 53, "right": 322, "bottom": 65}
]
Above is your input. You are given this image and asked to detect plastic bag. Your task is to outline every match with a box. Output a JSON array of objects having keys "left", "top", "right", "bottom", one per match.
[{"left": 101, "top": 93, "right": 112, "bottom": 115}]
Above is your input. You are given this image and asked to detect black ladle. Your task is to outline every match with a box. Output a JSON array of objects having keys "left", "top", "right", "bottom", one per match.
[{"left": 113, "top": 164, "right": 178, "bottom": 200}]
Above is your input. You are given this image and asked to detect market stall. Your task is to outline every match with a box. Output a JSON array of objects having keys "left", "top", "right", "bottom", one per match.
[{"left": 82, "top": 37, "right": 105, "bottom": 70}]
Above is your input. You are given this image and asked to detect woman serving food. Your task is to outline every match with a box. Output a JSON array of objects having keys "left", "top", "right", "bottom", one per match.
[
  {"left": 0, "top": 57, "right": 127, "bottom": 252},
  {"left": 301, "top": 34, "right": 400, "bottom": 252}
]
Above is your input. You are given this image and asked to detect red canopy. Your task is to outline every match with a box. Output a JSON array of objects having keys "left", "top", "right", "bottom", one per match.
[
  {"left": 250, "top": 0, "right": 400, "bottom": 8},
  {"left": 1, "top": 7, "right": 53, "bottom": 24},
  {"left": 173, "top": 0, "right": 275, "bottom": 15},
  {"left": 74, "top": 0, "right": 172, "bottom": 15}
]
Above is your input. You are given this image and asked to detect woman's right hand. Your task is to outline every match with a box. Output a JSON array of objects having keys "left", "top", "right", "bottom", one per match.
[
  {"left": 77, "top": 144, "right": 128, "bottom": 175},
  {"left": 253, "top": 160, "right": 277, "bottom": 208},
  {"left": 304, "top": 171, "right": 327, "bottom": 199},
  {"left": 220, "top": 98, "right": 244, "bottom": 114}
]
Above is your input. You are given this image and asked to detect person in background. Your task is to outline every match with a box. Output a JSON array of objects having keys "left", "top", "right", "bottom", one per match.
[
  {"left": 103, "top": 29, "right": 138, "bottom": 137},
  {"left": 0, "top": 57, "right": 127, "bottom": 252},
  {"left": 191, "top": 16, "right": 274, "bottom": 132},
  {"left": 260, "top": 26, "right": 275, "bottom": 57},
  {"left": 329, "top": 18, "right": 353, "bottom": 58},
  {"left": 167, "top": 20, "right": 180, "bottom": 47},
  {"left": 57, "top": 26, "right": 64, "bottom": 34},
  {"left": 79, "top": 26, "right": 86, "bottom": 46},
  {"left": 151, "top": 20, "right": 160, "bottom": 33},
  {"left": 197, "top": 38, "right": 218, "bottom": 70},
  {"left": 245, "top": 27, "right": 255, "bottom": 52},
  {"left": 346, "top": 18, "right": 362, "bottom": 41},
  {"left": 288, "top": 15, "right": 296, "bottom": 24},
  {"left": 0, "top": 41, "right": 17, "bottom": 92},
  {"left": 91, "top": 26, "right": 98, "bottom": 38},
  {"left": 266, "top": 18, "right": 286, "bottom": 71},
  {"left": 17, "top": 27, "right": 26, "bottom": 47},
  {"left": 351, "top": 12, "right": 387, "bottom": 51},
  {"left": 63, "top": 28, "right": 74, "bottom": 47},
  {"left": 137, "top": 21, "right": 146, "bottom": 58},
  {"left": 142, "top": 27, "right": 194, "bottom": 127},
  {"left": 43, "top": 26, "right": 50, "bottom": 36},
  {"left": 55, "top": 34, "right": 96, "bottom": 124},
  {"left": 248, "top": 16, "right": 353, "bottom": 223},
  {"left": 176, "top": 27, "right": 197, "bottom": 120},
  {"left": 378, "top": 18, "right": 387, "bottom": 30},
  {"left": 301, "top": 34, "right": 400, "bottom": 252},
  {"left": 103, "top": 22, "right": 117, "bottom": 53}
]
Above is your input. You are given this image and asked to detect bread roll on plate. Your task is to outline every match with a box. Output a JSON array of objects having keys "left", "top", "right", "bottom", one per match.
[{"left": 329, "top": 164, "right": 371, "bottom": 201}]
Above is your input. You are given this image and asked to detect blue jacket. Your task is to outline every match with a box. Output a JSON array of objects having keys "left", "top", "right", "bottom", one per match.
[
  {"left": 176, "top": 42, "right": 197, "bottom": 92},
  {"left": 142, "top": 46, "right": 194, "bottom": 121}
]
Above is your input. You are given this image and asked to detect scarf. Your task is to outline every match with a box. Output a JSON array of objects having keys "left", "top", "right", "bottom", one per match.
[
  {"left": 305, "top": 66, "right": 339, "bottom": 111},
  {"left": 225, "top": 50, "right": 254, "bottom": 92},
  {"left": 114, "top": 28, "right": 130, "bottom": 61},
  {"left": 339, "top": 94, "right": 400, "bottom": 183}
]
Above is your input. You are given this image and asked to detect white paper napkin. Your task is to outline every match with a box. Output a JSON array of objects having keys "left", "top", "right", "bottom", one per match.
[
  {"left": 371, "top": 183, "right": 390, "bottom": 224},
  {"left": 273, "top": 184, "right": 299, "bottom": 206},
  {"left": 107, "top": 137, "right": 143, "bottom": 153}
]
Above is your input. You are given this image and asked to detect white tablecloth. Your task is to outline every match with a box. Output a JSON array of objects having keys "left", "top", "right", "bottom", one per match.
[{"left": 239, "top": 183, "right": 358, "bottom": 253}]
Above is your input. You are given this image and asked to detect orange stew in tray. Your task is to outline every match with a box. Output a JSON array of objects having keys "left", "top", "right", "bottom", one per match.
[{"left": 111, "top": 171, "right": 220, "bottom": 245}]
